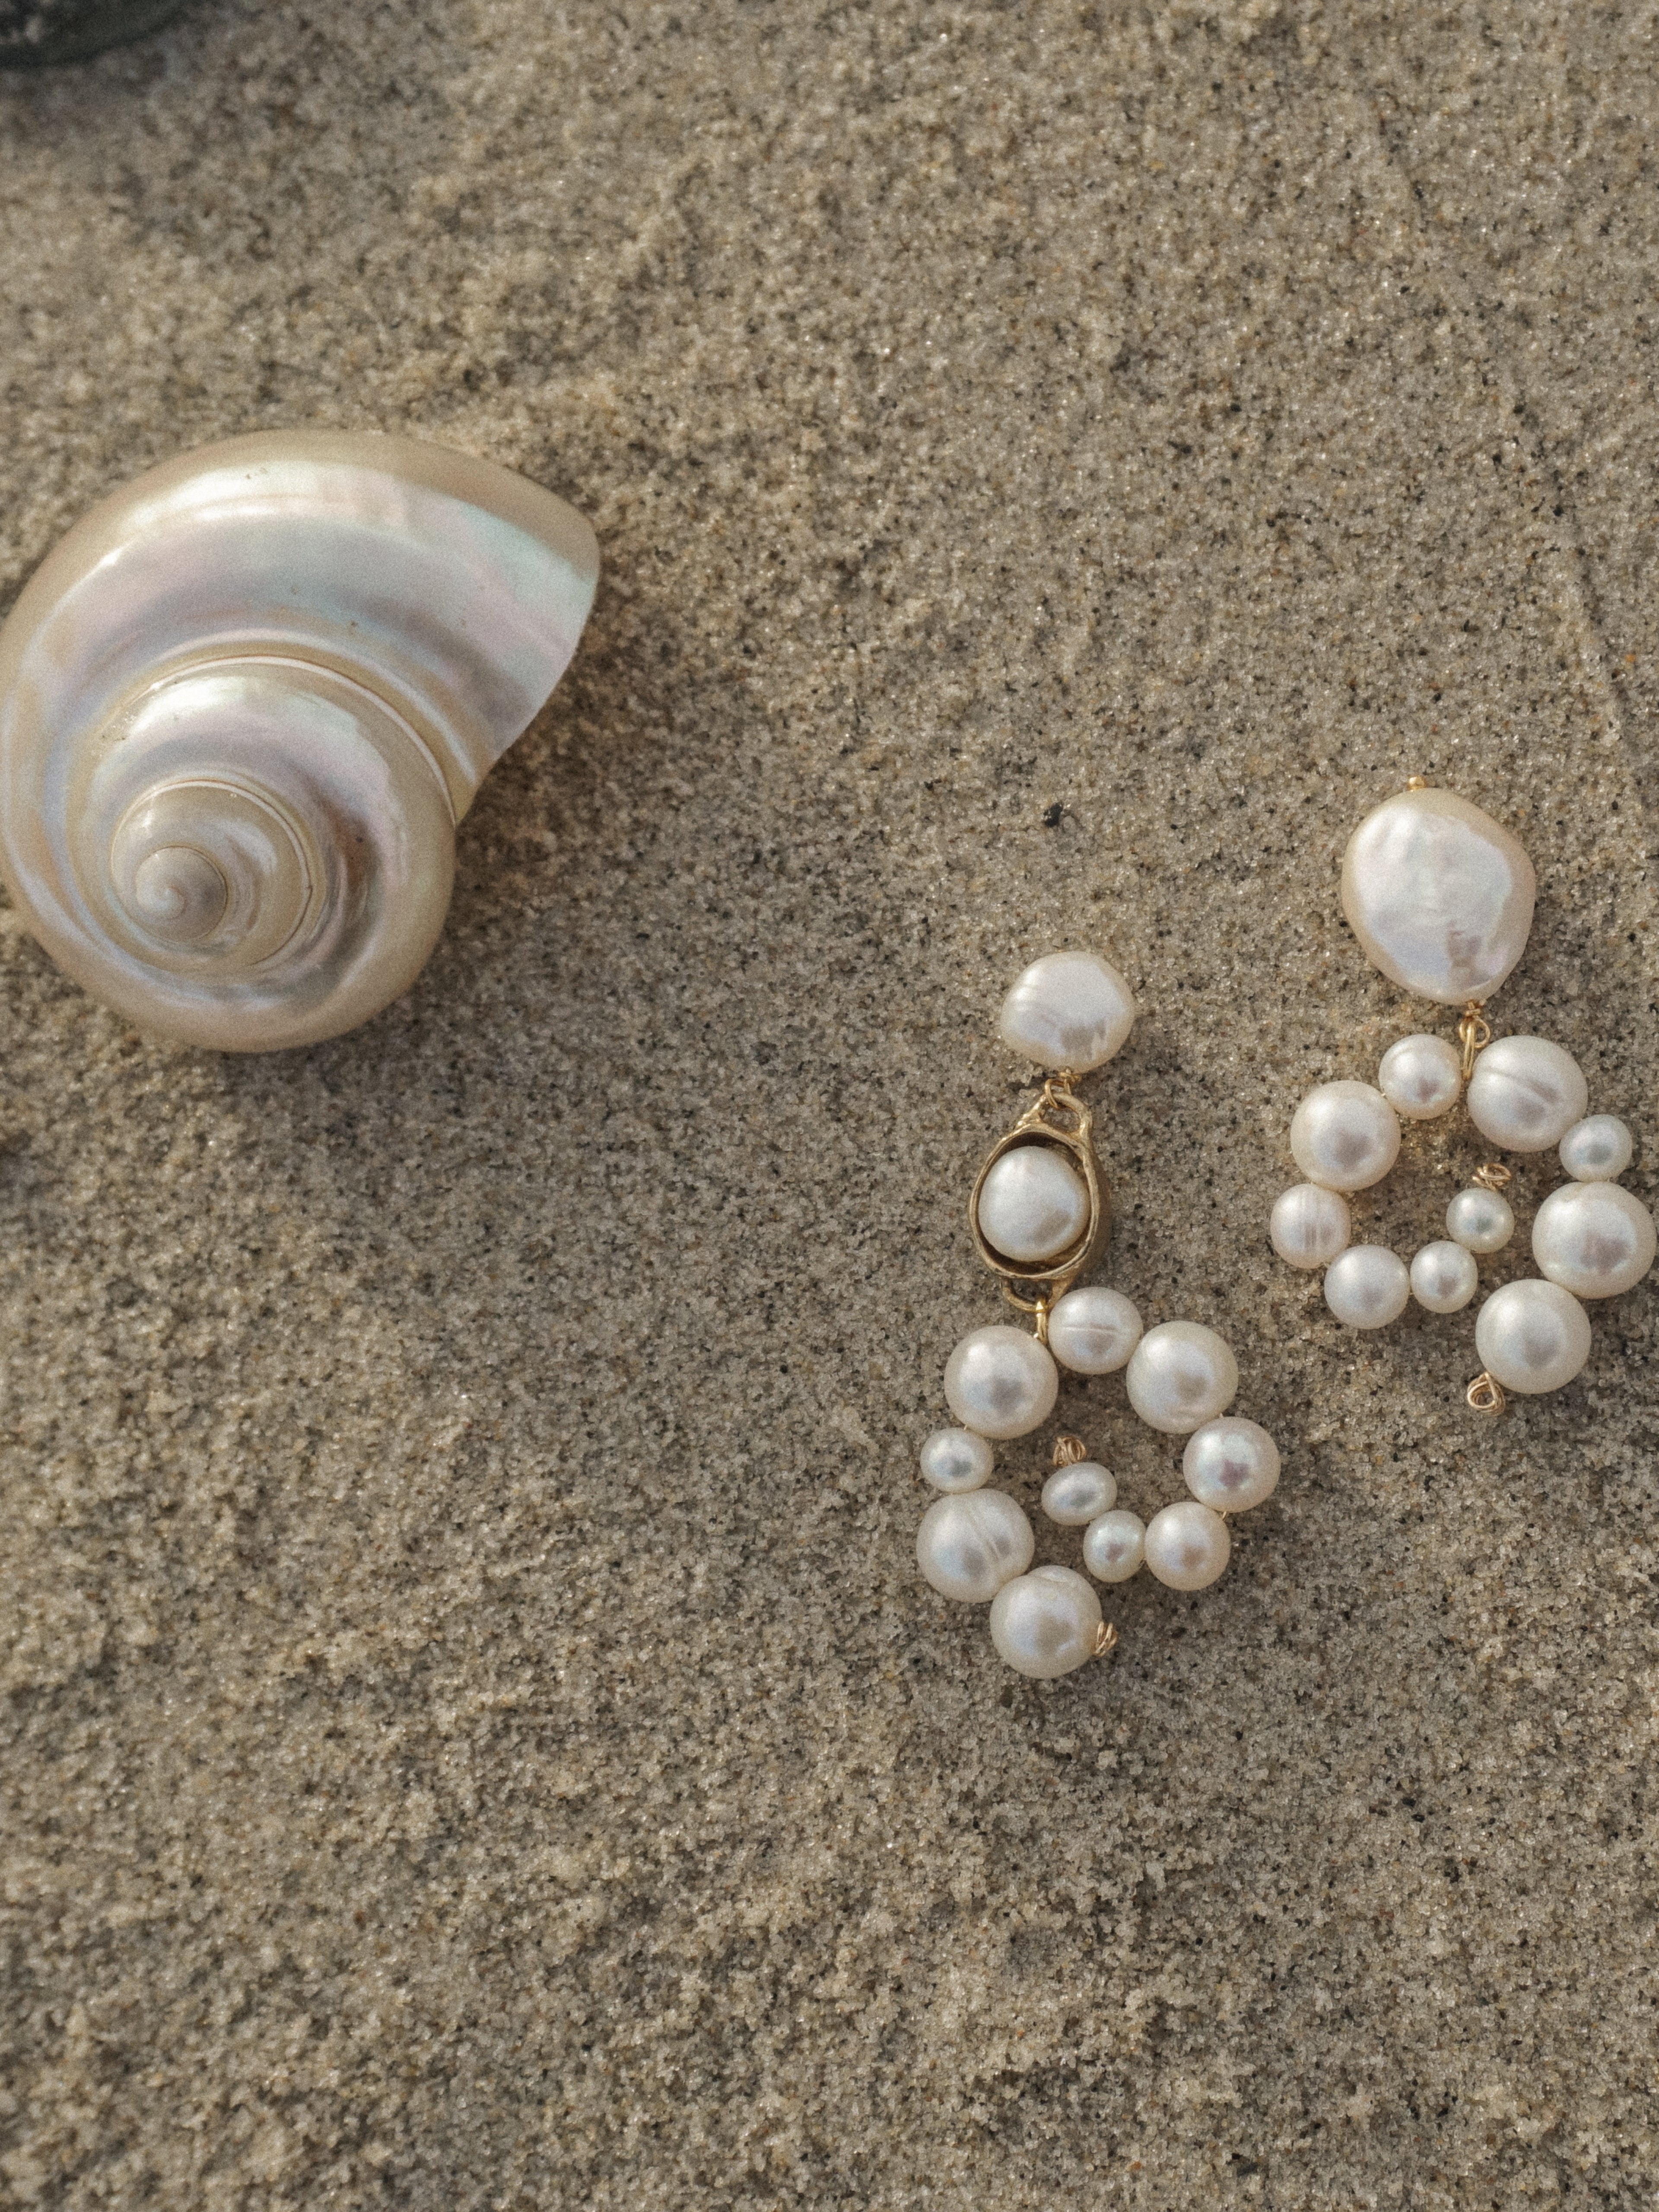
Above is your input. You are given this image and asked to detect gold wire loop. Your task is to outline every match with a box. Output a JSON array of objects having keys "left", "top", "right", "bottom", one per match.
[
  {"left": 1471, "top": 1160, "right": 1513, "bottom": 1192},
  {"left": 1093, "top": 1619, "right": 1119, "bottom": 1659},
  {"left": 1406, "top": 774, "right": 1430, "bottom": 789},
  {"left": 971, "top": 1067, "right": 1110, "bottom": 1310},
  {"left": 1051, "top": 1433, "right": 1088, "bottom": 1467},
  {"left": 1466, "top": 1371, "right": 1507, "bottom": 1416},
  {"left": 1457, "top": 999, "right": 1491, "bottom": 1082}
]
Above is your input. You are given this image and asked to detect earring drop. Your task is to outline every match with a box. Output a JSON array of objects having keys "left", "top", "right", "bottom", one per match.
[
  {"left": 1272, "top": 781, "right": 1655, "bottom": 1411},
  {"left": 916, "top": 951, "right": 1280, "bottom": 1679}
]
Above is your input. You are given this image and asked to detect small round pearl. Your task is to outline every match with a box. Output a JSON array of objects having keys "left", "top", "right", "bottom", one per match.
[
  {"left": 1082, "top": 1509, "right": 1145, "bottom": 1583},
  {"left": 1046, "top": 1285, "right": 1143, "bottom": 1373},
  {"left": 1559, "top": 1114, "right": 1634, "bottom": 1183},
  {"left": 1410, "top": 1239, "right": 1478, "bottom": 1315},
  {"left": 918, "top": 1428, "right": 994, "bottom": 1494},
  {"left": 1341, "top": 786, "right": 1536, "bottom": 1005},
  {"left": 1125, "top": 1321, "right": 1239, "bottom": 1435},
  {"left": 1446, "top": 1185, "right": 1515, "bottom": 1253},
  {"left": 1475, "top": 1278, "right": 1593, "bottom": 1395},
  {"left": 1532, "top": 1181, "right": 1657, "bottom": 1300},
  {"left": 989, "top": 1565, "right": 1103, "bottom": 1678},
  {"left": 1144, "top": 1500, "right": 1230, "bottom": 1591},
  {"left": 998, "top": 949, "right": 1137, "bottom": 1072},
  {"left": 1290, "top": 1081, "right": 1401, "bottom": 1192},
  {"left": 1270, "top": 1182, "right": 1352, "bottom": 1270},
  {"left": 1467, "top": 1036, "right": 1589, "bottom": 1153},
  {"left": 1323, "top": 1244, "right": 1410, "bottom": 1329},
  {"left": 916, "top": 1490, "right": 1034, "bottom": 1602},
  {"left": 975, "top": 1145, "right": 1089, "bottom": 1264},
  {"left": 1041, "top": 1459, "right": 1116, "bottom": 1525},
  {"left": 1378, "top": 1033, "right": 1462, "bottom": 1120},
  {"left": 1182, "top": 1417, "right": 1280, "bottom": 1513},
  {"left": 943, "top": 1324, "right": 1059, "bottom": 1440}
]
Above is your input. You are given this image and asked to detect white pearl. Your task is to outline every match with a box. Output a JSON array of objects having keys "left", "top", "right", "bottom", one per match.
[
  {"left": 1125, "top": 1320, "right": 1238, "bottom": 1434},
  {"left": 1475, "top": 1278, "right": 1593, "bottom": 1395},
  {"left": 1446, "top": 1185, "right": 1515, "bottom": 1253},
  {"left": 1046, "top": 1285, "right": 1143, "bottom": 1373},
  {"left": 1532, "top": 1181, "right": 1657, "bottom": 1300},
  {"left": 1290, "top": 1081, "right": 1401, "bottom": 1192},
  {"left": 918, "top": 1427, "right": 994, "bottom": 1494},
  {"left": 997, "top": 949, "right": 1136, "bottom": 1072},
  {"left": 1409, "top": 1239, "right": 1478, "bottom": 1314},
  {"left": 975, "top": 1145, "right": 1089, "bottom": 1264},
  {"left": 1559, "top": 1115, "right": 1634, "bottom": 1183},
  {"left": 1378, "top": 1033, "right": 1462, "bottom": 1120},
  {"left": 916, "top": 1490, "right": 1034, "bottom": 1602},
  {"left": 1340, "top": 785, "right": 1535, "bottom": 1005},
  {"left": 1144, "top": 1500, "right": 1231, "bottom": 1591},
  {"left": 1182, "top": 1417, "right": 1280, "bottom": 1513},
  {"left": 1082, "top": 1509, "right": 1146, "bottom": 1583},
  {"left": 943, "top": 1324, "right": 1059, "bottom": 1440},
  {"left": 1041, "top": 1459, "right": 1116, "bottom": 1525},
  {"left": 1269, "top": 1182, "right": 1351, "bottom": 1270},
  {"left": 1323, "top": 1244, "right": 1410, "bottom": 1329},
  {"left": 1467, "top": 1036, "right": 1589, "bottom": 1153},
  {"left": 989, "top": 1565, "right": 1103, "bottom": 1678}
]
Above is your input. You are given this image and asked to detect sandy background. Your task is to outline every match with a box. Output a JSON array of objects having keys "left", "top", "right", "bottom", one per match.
[{"left": 0, "top": 3, "right": 1656, "bottom": 2206}]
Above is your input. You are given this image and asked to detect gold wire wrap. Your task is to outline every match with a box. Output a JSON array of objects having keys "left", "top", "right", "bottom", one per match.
[
  {"left": 1051, "top": 1433, "right": 1089, "bottom": 1467},
  {"left": 1457, "top": 999, "right": 1492, "bottom": 1081},
  {"left": 1093, "top": 1619, "right": 1119, "bottom": 1658},
  {"left": 1466, "top": 1371, "right": 1507, "bottom": 1416},
  {"left": 1471, "top": 1160, "right": 1513, "bottom": 1192}
]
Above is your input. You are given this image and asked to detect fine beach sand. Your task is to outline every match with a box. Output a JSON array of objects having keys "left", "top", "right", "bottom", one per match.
[{"left": 0, "top": 4, "right": 1656, "bottom": 2205}]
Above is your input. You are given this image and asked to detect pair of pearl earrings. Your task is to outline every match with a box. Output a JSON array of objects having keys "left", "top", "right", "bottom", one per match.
[{"left": 915, "top": 952, "right": 1281, "bottom": 1681}]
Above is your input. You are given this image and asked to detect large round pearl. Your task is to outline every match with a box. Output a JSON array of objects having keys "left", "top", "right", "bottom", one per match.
[
  {"left": 1046, "top": 1285, "right": 1143, "bottom": 1373},
  {"left": 1467, "top": 1036, "right": 1589, "bottom": 1153},
  {"left": 916, "top": 1490, "right": 1034, "bottom": 1602},
  {"left": 1378, "top": 1033, "right": 1462, "bottom": 1120},
  {"left": 1143, "top": 1500, "right": 1230, "bottom": 1591},
  {"left": 1269, "top": 1182, "right": 1351, "bottom": 1270},
  {"left": 918, "top": 1427, "right": 994, "bottom": 1494},
  {"left": 1475, "top": 1278, "right": 1593, "bottom": 1395},
  {"left": 1341, "top": 786, "right": 1536, "bottom": 1005},
  {"left": 1532, "top": 1181, "right": 1657, "bottom": 1300},
  {"left": 998, "top": 950, "right": 1136, "bottom": 1073},
  {"left": 1446, "top": 1185, "right": 1515, "bottom": 1253},
  {"left": 1410, "top": 1239, "right": 1478, "bottom": 1314},
  {"left": 1182, "top": 1417, "right": 1280, "bottom": 1513},
  {"left": 1323, "top": 1244, "right": 1410, "bottom": 1329},
  {"left": 989, "top": 1565, "right": 1103, "bottom": 1678},
  {"left": 943, "top": 1325, "right": 1059, "bottom": 1440},
  {"left": 1082, "top": 1509, "right": 1145, "bottom": 1583},
  {"left": 1290, "top": 1081, "right": 1401, "bottom": 1192},
  {"left": 1041, "top": 1460, "right": 1116, "bottom": 1525},
  {"left": 975, "top": 1145, "right": 1089, "bottom": 1264},
  {"left": 1125, "top": 1321, "right": 1238, "bottom": 1434},
  {"left": 1559, "top": 1115, "right": 1634, "bottom": 1183}
]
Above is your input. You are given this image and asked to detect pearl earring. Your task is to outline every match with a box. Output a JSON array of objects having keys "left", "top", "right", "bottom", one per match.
[
  {"left": 1272, "top": 781, "right": 1655, "bottom": 1411},
  {"left": 915, "top": 951, "right": 1281, "bottom": 1680}
]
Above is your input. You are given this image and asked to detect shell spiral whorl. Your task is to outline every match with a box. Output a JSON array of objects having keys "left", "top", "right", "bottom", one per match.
[{"left": 0, "top": 432, "right": 599, "bottom": 1051}]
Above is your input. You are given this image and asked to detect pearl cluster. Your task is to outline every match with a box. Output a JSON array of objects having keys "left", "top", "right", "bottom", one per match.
[{"left": 916, "top": 953, "right": 1281, "bottom": 1679}]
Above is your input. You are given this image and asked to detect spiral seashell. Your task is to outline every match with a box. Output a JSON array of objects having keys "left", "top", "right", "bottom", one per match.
[{"left": 0, "top": 430, "right": 598, "bottom": 1050}]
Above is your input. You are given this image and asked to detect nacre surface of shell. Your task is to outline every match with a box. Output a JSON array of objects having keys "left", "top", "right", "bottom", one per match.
[{"left": 1340, "top": 787, "right": 1535, "bottom": 1006}]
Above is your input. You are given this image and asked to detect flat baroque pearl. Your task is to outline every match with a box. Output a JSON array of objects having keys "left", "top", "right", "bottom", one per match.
[
  {"left": 918, "top": 1428, "right": 994, "bottom": 1494},
  {"left": 1182, "top": 1418, "right": 1280, "bottom": 1513},
  {"left": 1410, "top": 1239, "right": 1478, "bottom": 1314},
  {"left": 989, "top": 1565, "right": 1103, "bottom": 1678},
  {"left": 998, "top": 950, "right": 1136, "bottom": 1072},
  {"left": 1532, "top": 1182, "right": 1657, "bottom": 1300},
  {"left": 976, "top": 1145, "right": 1089, "bottom": 1264},
  {"left": 1559, "top": 1115, "right": 1634, "bottom": 1183},
  {"left": 943, "top": 1324, "right": 1059, "bottom": 1440},
  {"left": 1270, "top": 1182, "right": 1351, "bottom": 1270},
  {"left": 916, "top": 1490, "right": 1034, "bottom": 1602},
  {"left": 1082, "top": 1509, "right": 1145, "bottom": 1582},
  {"left": 1046, "top": 1285, "right": 1143, "bottom": 1373},
  {"left": 1324, "top": 1244, "right": 1410, "bottom": 1329},
  {"left": 1144, "top": 1500, "right": 1230, "bottom": 1591},
  {"left": 1475, "top": 1278, "right": 1592, "bottom": 1395},
  {"left": 1041, "top": 1460, "right": 1117, "bottom": 1525},
  {"left": 1125, "top": 1321, "right": 1238, "bottom": 1435},
  {"left": 1467, "top": 1036, "right": 1589, "bottom": 1153},
  {"left": 1290, "top": 1081, "right": 1401, "bottom": 1193},
  {"left": 1446, "top": 1185, "right": 1514, "bottom": 1253},
  {"left": 1378, "top": 1033, "right": 1462, "bottom": 1120},
  {"left": 1341, "top": 787, "right": 1535, "bottom": 1005}
]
